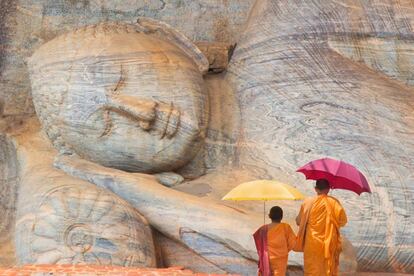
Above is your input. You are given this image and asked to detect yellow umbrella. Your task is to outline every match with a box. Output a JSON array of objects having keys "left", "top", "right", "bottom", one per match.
[{"left": 222, "top": 180, "right": 305, "bottom": 223}]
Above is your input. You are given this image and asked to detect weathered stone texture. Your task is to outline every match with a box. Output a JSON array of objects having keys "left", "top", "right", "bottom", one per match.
[
  {"left": 53, "top": 152, "right": 357, "bottom": 275},
  {"left": 28, "top": 20, "right": 209, "bottom": 173},
  {"left": 0, "top": 0, "right": 254, "bottom": 116},
  {"left": 154, "top": 230, "right": 227, "bottom": 274},
  {"left": 196, "top": 42, "right": 235, "bottom": 73},
  {"left": 0, "top": 135, "right": 18, "bottom": 266},
  {"left": 328, "top": 37, "right": 414, "bottom": 86},
  {"left": 14, "top": 124, "right": 156, "bottom": 267},
  {"left": 0, "top": 264, "right": 229, "bottom": 275},
  {"left": 54, "top": 154, "right": 261, "bottom": 269},
  {"left": 1, "top": 0, "right": 413, "bottom": 274},
  {"left": 226, "top": 0, "right": 414, "bottom": 273}
]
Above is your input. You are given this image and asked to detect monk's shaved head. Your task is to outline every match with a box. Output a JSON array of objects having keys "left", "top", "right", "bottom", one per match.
[
  {"left": 269, "top": 206, "right": 283, "bottom": 222},
  {"left": 315, "top": 179, "right": 330, "bottom": 194}
]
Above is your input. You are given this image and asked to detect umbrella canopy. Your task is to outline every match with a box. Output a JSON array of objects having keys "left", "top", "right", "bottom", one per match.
[
  {"left": 297, "top": 157, "right": 371, "bottom": 195},
  {"left": 222, "top": 180, "right": 305, "bottom": 224},
  {"left": 222, "top": 180, "right": 305, "bottom": 201}
]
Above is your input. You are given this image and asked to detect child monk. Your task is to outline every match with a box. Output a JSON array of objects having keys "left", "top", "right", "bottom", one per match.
[{"left": 253, "top": 206, "right": 297, "bottom": 276}]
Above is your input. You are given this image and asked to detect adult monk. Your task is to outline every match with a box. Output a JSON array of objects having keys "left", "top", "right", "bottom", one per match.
[
  {"left": 295, "top": 179, "right": 348, "bottom": 276},
  {"left": 254, "top": 206, "right": 296, "bottom": 276}
]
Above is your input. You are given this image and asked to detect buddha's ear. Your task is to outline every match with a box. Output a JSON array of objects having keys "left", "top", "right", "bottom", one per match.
[{"left": 136, "top": 17, "right": 209, "bottom": 75}]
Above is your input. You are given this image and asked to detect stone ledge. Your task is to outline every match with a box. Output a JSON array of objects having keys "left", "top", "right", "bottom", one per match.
[{"left": 0, "top": 265, "right": 240, "bottom": 275}]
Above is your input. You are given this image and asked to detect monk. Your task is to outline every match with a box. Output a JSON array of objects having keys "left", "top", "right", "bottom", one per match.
[
  {"left": 295, "top": 179, "right": 348, "bottom": 276},
  {"left": 253, "top": 206, "right": 296, "bottom": 276}
]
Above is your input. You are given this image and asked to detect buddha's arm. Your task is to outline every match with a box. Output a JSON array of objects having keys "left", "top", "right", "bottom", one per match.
[{"left": 54, "top": 154, "right": 261, "bottom": 261}]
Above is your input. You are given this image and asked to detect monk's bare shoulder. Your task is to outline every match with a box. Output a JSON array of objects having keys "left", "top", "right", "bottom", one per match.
[{"left": 303, "top": 196, "right": 316, "bottom": 206}]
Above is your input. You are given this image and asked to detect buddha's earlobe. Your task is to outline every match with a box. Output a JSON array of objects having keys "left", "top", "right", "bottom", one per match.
[{"left": 135, "top": 17, "right": 209, "bottom": 75}]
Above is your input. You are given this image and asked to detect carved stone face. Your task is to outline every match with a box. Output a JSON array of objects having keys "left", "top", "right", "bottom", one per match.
[{"left": 28, "top": 21, "right": 209, "bottom": 173}]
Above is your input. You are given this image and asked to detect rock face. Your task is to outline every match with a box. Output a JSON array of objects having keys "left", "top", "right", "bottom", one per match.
[
  {"left": 22, "top": 18, "right": 275, "bottom": 275},
  {"left": 0, "top": 264, "right": 220, "bottom": 275},
  {"left": 28, "top": 20, "right": 209, "bottom": 173},
  {"left": 53, "top": 153, "right": 262, "bottom": 275},
  {"left": 328, "top": 37, "right": 414, "bottom": 86},
  {"left": 9, "top": 123, "right": 276, "bottom": 275},
  {"left": 195, "top": 42, "right": 235, "bottom": 73},
  {"left": 0, "top": 0, "right": 255, "bottom": 116},
  {"left": 0, "top": 0, "right": 413, "bottom": 274},
  {"left": 0, "top": 135, "right": 18, "bottom": 266},
  {"left": 14, "top": 126, "right": 156, "bottom": 267},
  {"left": 18, "top": 185, "right": 155, "bottom": 266},
  {"left": 226, "top": 0, "right": 414, "bottom": 273}
]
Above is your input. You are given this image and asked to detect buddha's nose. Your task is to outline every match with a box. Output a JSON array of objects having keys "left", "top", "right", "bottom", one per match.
[
  {"left": 106, "top": 94, "right": 157, "bottom": 128},
  {"left": 100, "top": 94, "right": 181, "bottom": 139}
]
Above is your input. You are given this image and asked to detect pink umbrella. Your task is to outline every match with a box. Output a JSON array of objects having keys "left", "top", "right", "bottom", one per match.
[{"left": 297, "top": 157, "right": 371, "bottom": 195}]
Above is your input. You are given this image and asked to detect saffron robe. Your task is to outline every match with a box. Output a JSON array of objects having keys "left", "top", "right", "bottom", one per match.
[
  {"left": 296, "top": 195, "right": 347, "bottom": 276},
  {"left": 254, "top": 223, "right": 296, "bottom": 276}
]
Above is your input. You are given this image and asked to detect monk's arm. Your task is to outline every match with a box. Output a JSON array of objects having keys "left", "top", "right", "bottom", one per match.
[
  {"left": 338, "top": 205, "right": 348, "bottom": 227},
  {"left": 287, "top": 225, "right": 297, "bottom": 250},
  {"left": 295, "top": 204, "right": 304, "bottom": 226}
]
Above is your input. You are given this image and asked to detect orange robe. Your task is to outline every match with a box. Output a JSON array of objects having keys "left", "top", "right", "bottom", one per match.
[
  {"left": 267, "top": 223, "right": 297, "bottom": 276},
  {"left": 296, "top": 195, "right": 347, "bottom": 276}
]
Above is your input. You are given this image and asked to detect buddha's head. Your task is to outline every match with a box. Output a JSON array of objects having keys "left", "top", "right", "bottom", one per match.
[{"left": 28, "top": 19, "right": 209, "bottom": 173}]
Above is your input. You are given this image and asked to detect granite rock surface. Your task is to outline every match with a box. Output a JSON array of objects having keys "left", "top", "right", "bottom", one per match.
[
  {"left": 226, "top": 0, "right": 414, "bottom": 273},
  {"left": 0, "top": 0, "right": 254, "bottom": 116}
]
